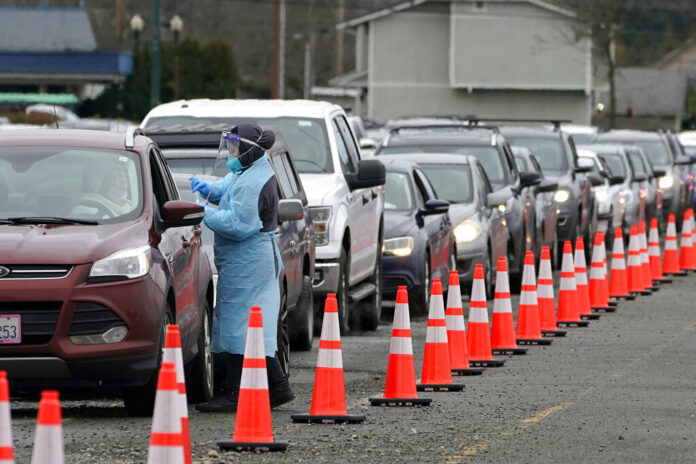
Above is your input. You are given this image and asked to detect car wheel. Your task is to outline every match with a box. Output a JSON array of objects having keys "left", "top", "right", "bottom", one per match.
[
  {"left": 187, "top": 300, "right": 214, "bottom": 404},
  {"left": 411, "top": 251, "right": 431, "bottom": 317},
  {"left": 336, "top": 247, "right": 351, "bottom": 334},
  {"left": 122, "top": 306, "right": 173, "bottom": 417},
  {"left": 277, "top": 285, "right": 290, "bottom": 376},
  {"left": 289, "top": 275, "right": 314, "bottom": 351},
  {"left": 357, "top": 244, "right": 383, "bottom": 331}
]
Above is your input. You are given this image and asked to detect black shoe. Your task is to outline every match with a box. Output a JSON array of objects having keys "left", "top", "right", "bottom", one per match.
[
  {"left": 194, "top": 392, "right": 238, "bottom": 413},
  {"left": 269, "top": 388, "right": 295, "bottom": 409}
]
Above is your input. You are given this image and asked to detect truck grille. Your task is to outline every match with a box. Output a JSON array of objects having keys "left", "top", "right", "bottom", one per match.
[
  {"left": 0, "top": 301, "right": 62, "bottom": 345},
  {"left": 0, "top": 264, "right": 72, "bottom": 280}
]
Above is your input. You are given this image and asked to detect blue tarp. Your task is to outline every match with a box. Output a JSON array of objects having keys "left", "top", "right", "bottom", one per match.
[{"left": 0, "top": 52, "right": 133, "bottom": 76}]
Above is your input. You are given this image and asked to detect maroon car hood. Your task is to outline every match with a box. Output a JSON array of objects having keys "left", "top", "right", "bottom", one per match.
[{"left": 0, "top": 219, "right": 149, "bottom": 265}]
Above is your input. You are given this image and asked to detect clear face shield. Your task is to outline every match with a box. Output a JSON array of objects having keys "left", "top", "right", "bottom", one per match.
[{"left": 214, "top": 131, "right": 264, "bottom": 171}]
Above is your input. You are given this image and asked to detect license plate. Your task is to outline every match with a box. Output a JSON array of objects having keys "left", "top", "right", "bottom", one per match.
[{"left": 0, "top": 315, "right": 21, "bottom": 344}]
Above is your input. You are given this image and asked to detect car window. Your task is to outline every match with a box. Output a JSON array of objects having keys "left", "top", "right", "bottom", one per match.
[
  {"left": 529, "top": 155, "right": 543, "bottom": 174},
  {"left": 504, "top": 137, "right": 568, "bottom": 173},
  {"left": 384, "top": 172, "right": 414, "bottom": 211},
  {"left": 154, "top": 147, "right": 179, "bottom": 201},
  {"left": 145, "top": 116, "right": 333, "bottom": 174},
  {"left": 335, "top": 116, "right": 361, "bottom": 165},
  {"left": 414, "top": 169, "right": 438, "bottom": 202},
  {"left": 570, "top": 133, "right": 595, "bottom": 145},
  {"left": 280, "top": 153, "right": 300, "bottom": 194},
  {"left": 515, "top": 156, "right": 529, "bottom": 172},
  {"left": 271, "top": 155, "right": 293, "bottom": 199},
  {"left": 149, "top": 149, "right": 170, "bottom": 213},
  {"left": 502, "top": 144, "right": 518, "bottom": 181},
  {"left": 0, "top": 146, "right": 143, "bottom": 223},
  {"left": 161, "top": 149, "right": 229, "bottom": 177},
  {"left": 332, "top": 119, "right": 358, "bottom": 175},
  {"left": 598, "top": 153, "right": 627, "bottom": 178},
  {"left": 419, "top": 163, "right": 473, "bottom": 203},
  {"left": 631, "top": 141, "right": 671, "bottom": 166},
  {"left": 478, "top": 164, "right": 493, "bottom": 194},
  {"left": 627, "top": 151, "right": 648, "bottom": 177}
]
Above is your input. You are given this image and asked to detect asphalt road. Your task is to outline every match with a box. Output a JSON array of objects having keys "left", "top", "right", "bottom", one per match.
[{"left": 8, "top": 274, "right": 696, "bottom": 463}]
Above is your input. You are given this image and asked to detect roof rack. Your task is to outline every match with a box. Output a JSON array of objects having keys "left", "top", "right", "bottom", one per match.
[
  {"left": 467, "top": 118, "right": 572, "bottom": 131},
  {"left": 388, "top": 123, "right": 500, "bottom": 135},
  {"left": 125, "top": 126, "right": 144, "bottom": 149}
]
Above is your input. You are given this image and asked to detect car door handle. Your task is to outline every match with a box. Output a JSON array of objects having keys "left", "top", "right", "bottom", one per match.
[
  {"left": 371, "top": 190, "right": 378, "bottom": 200},
  {"left": 362, "top": 195, "right": 369, "bottom": 206}
]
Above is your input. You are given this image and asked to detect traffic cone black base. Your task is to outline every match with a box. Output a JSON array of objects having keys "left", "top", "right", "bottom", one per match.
[
  {"left": 291, "top": 413, "right": 366, "bottom": 424},
  {"left": 416, "top": 383, "right": 465, "bottom": 392},
  {"left": 516, "top": 338, "right": 552, "bottom": 346},
  {"left": 452, "top": 367, "right": 484, "bottom": 375},
  {"left": 369, "top": 397, "right": 432, "bottom": 406},
  {"left": 557, "top": 320, "right": 590, "bottom": 327},
  {"left": 468, "top": 359, "right": 505, "bottom": 367},
  {"left": 608, "top": 301, "right": 619, "bottom": 307},
  {"left": 659, "top": 277, "right": 673, "bottom": 283},
  {"left": 542, "top": 329, "right": 567, "bottom": 337},
  {"left": 665, "top": 270, "right": 687, "bottom": 276},
  {"left": 217, "top": 440, "right": 288, "bottom": 452},
  {"left": 491, "top": 347, "right": 528, "bottom": 355},
  {"left": 580, "top": 313, "right": 601, "bottom": 320},
  {"left": 591, "top": 306, "right": 615, "bottom": 313},
  {"left": 611, "top": 295, "right": 635, "bottom": 301}
]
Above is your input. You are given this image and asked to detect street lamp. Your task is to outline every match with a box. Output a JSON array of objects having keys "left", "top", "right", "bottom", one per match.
[
  {"left": 130, "top": 14, "right": 144, "bottom": 49},
  {"left": 170, "top": 15, "right": 183, "bottom": 45}
]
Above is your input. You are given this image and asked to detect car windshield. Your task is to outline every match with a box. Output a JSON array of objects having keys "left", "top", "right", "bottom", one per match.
[
  {"left": 384, "top": 172, "right": 414, "bottom": 211},
  {"left": 598, "top": 153, "right": 627, "bottom": 178},
  {"left": 419, "top": 164, "right": 473, "bottom": 203},
  {"left": 631, "top": 141, "right": 671, "bottom": 166},
  {"left": 0, "top": 147, "right": 142, "bottom": 223},
  {"left": 504, "top": 137, "right": 568, "bottom": 173},
  {"left": 162, "top": 150, "right": 229, "bottom": 177},
  {"left": 145, "top": 116, "right": 333, "bottom": 174},
  {"left": 570, "top": 134, "right": 595, "bottom": 144},
  {"left": 378, "top": 145, "right": 507, "bottom": 187}
]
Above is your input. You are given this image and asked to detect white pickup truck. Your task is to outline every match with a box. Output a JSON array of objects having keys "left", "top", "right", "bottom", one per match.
[{"left": 141, "top": 99, "right": 386, "bottom": 333}]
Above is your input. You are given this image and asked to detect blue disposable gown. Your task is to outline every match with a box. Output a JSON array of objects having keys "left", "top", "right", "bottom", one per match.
[{"left": 203, "top": 157, "right": 282, "bottom": 357}]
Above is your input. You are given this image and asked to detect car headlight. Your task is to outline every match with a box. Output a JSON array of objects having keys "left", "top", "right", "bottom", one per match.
[
  {"left": 453, "top": 219, "right": 482, "bottom": 243},
  {"left": 554, "top": 189, "right": 570, "bottom": 203},
  {"left": 595, "top": 189, "right": 608, "bottom": 203},
  {"left": 382, "top": 236, "right": 414, "bottom": 257},
  {"left": 658, "top": 175, "right": 674, "bottom": 190},
  {"left": 89, "top": 245, "right": 151, "bottom": 281},
  {"left": 309, "top": 206, "right": 332, "bottom": 247}
]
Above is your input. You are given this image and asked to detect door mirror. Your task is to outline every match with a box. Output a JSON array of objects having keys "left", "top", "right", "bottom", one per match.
[
  {"left": 486, "top": 189, "right": 512, "bottom": 209},
  {"left": 359, "top": 137, "right": 377, "bottom": 150},
  {"left": 674, "top": 156, "right": 692, "bottom": 165},
  {"left": 278, "top": 199, "right": 304, "bottom": 222},
  {"left": 162, "top": 201, "right": 204, "bottom": 228},
  {"left": 652, "top": 167, "right": 667, "bottom": 177},
  {"left": 536, "top": 179, "right": 558, "bottom": 193},
  {"left": 346, "top": 159, "right": 386, "bottom": 191},
  {"left": 609, "top": 175, "right": 625, "bottom": 185},
  {"left": 574, "top": 165, "right": 592, "bottom": 173},
  {"left": 634, "top": 174, "right": 648, "bottom": 182},
  {"left": 588, "top": 174, "right": 605, "bottom": 187},
  {"left": 519, "top": 171, "right": 542, "bottom": 188},
  {"left": 421, "top": 199, "right": 449, "bottom": 215}
]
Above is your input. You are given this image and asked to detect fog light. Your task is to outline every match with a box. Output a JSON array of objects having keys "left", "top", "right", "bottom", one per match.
[{"left": 70, "top": 326, "right": 129, "bottom": 345}]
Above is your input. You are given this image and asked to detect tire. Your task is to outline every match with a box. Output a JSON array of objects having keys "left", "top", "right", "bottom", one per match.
[
  {"left": 123, "top": 306, "right": 173, "bottom": 417},
  {"left": 289, "top": 275, "right": 314, "bottom": 351},
  {"left": 411, "top": 251, "right": 431, "bottom": 317},
  {"left": 277, "top": 285, "right": 290, "bottom": 376},
  {"left": 357, "top": 244, "right": 383, "bottom": 331},
  {"left": 335, "top": 247, "right": 351, "bottom": 335},
  {"left": 187, "top": 301, "right": 214, "bottom": 404}
]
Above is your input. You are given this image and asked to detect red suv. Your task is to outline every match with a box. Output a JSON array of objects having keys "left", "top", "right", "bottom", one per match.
[{"left": 0, "top": 128, "right": 215, "bottom": 415}]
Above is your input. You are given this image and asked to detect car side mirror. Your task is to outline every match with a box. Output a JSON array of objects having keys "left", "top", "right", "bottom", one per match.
[
  {"left": 519, "top": 171, "right": 542, "bottom": 188},
  {"left": 652, "top": 168, "right": 667, "bottom": 178},
  {"left": 162, "top": 200, "right": 204, "bottom": 228},
  {"left": 674, "top": 156, "right": 692, "bottom": 165},
  {"left": 346, "top": 159, "right": 386, "bottom": 191},
  {"left": 536, "top": 179, "right": 558, "bottom": 193},
  {"left": 278, "top": 199, "right": 304, "bottom": 222},
  {"left": 588, "top": 174, "right": 605, "bottom": 187},
  {"left": 486, "top": 189, "right": 512, "bottom": 208},
  {"left": 359, "top": 137, "right": 377, "bottom": 150},
  {"left": 574, "top": 165, "right": 592, "bottom": 173},
  {"left": 634, "top": 174, "right": 648, "bottom": 182},
  {"left": 609, "top": 175, "right": 625, "bottom": 185},
  {"left": 421, "top": 199, "right": 449, "bottom": 215},
  {"left": 688, "top": 154, "right": 696, "bottom": 163}
]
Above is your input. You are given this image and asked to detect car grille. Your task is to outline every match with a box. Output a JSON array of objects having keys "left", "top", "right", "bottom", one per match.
[
  {"left": 383, "top": 275, "right": 413, "bottom": 294},
  {"left": 0, "top": 301, "right": 62, "bottom": 345},
  {"left": 69, "top": 303, "right": 124, "bottom": 335},
  {"left": 0, "top": 264, "right": 72, "bottom": 280}
]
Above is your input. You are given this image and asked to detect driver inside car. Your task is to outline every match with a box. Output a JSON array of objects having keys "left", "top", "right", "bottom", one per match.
[{"left": 70, "top": 162, "right": 133, "bottom": 219}]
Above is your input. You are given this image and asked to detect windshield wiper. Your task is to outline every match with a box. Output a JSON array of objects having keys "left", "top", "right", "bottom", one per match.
[{"left": 5, "top": 217, "right": 99, "bottom": 225}]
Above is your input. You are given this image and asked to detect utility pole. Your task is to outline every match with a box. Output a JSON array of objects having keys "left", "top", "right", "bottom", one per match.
[
  {"left": 334, "top": 0, "right": 344, "bottom": 76},
  {"left": 150, "top": 0, "right": 161, "bottom": 108},
  {"left": 271, "top": 0, "right": 286, "bottom": 98},
  {"left": 279, "top": 0, "right": 286, "bottom": 99},
  {"left": 304, "top": 41, "right": 311, "bottom": 99}
]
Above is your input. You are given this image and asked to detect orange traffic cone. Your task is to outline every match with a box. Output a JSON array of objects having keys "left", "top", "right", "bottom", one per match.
[
  {"left": 538, "top": 247, "right": 567, "bottom": 336},
  {"left": 445, "top": 271, "right": 485, "bottom": 374},
  {"left": 417, "top": 279, "right": 464, "bottom": 391},
  {"left": 575, "top": 238, "right": 600, "bottom": 320},
  {"left": 663, "top": 213, "right": 686, "bottom": 276},
  {"left": 491, "top": 257, "right": 528, "bottom": 354},
  {"left": 293, "top": 294, "right": 366, "bottom": 422},
  {"left": 218, "top": 306, "right": 288, "bottom": 452},
  {"left": 0, "top": 372, "right": 13, "bottom": 464},
  {"left": 515, "top": 251, "right": 552, "bottom": 345},
  {"left": 162, "top": 326, "right": 191, "bottom": 464},
  {"left": 690, "top": 209, "right": 696, "bottom": 270},
  {"left": 31, "top": 391, "right": 63, "bottom": 464},
  {"left": 467, "top": 264, "right": 505, "bottom": 367},
  {"left": 648, "top": 218, "right": 670, "bottom": 284},
  {"left": 609, "top": 227, "right": 634, "bottom": 300},
  {"left": 147, "top": 362, "right": 185, "bottom": 464},
  {"left": 638, "top": 221, "right": 657, "bottom": 292},
  {"left": 589, "top": 233, "right": 614, "bottom": 312},
  {"left": 598, "top": 231, "right": 619, "bottom": 309},
  {"left": 370, "top": 287, "right": 432, "bottom": 406},
  {"left": 627, "top": 225, "right": 649, "bottom": 296},
  {"left": 679, "top": 210, "right": 695, "bottom": 271},
  {"left": 557, "top": 241, "right": 589, "bottom": 327}
]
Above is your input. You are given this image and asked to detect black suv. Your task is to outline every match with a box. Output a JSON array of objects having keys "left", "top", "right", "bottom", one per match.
[
  {"left": 148, "top": 131, "right": 316, "bottom": 372},
  {"left": 376, "top": 124, "right": 541, "bottom": 284}
]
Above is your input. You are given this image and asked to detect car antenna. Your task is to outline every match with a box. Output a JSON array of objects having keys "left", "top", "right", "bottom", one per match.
[{"left": 52, "top": 105, "right": 60, "bottom": 129}]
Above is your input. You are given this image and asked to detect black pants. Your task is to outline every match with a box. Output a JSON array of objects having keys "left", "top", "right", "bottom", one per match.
[{"left": 216, "top": 352, "right": 287, "bottom": 393}]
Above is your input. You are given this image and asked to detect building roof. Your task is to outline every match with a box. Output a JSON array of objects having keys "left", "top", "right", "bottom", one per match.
[
  {"left": 610, "top": 68, "right": 687, "bottom": 117},
  {"left": 337, "top": 0, "right": 576, "bottom": 30},
  {"left": 0, "top": 7, "right": 97, "bottom": 52}
]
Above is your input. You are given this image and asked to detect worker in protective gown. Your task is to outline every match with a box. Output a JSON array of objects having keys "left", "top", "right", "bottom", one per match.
[{"left": 191, "top": 123, "right": 294, "bottom": 412}]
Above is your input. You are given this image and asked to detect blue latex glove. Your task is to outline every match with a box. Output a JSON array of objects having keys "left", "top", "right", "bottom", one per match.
[{"left": 189, "top": 176, "right": 211, "bottom": 197}]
